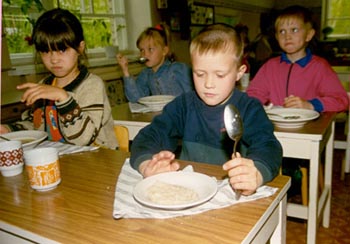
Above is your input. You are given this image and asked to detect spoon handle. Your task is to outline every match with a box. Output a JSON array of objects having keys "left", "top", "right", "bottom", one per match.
[
  {"left": 0, "top": 135, "right": 10, "bottom": 141},
  {"left": 233, "top": 139, "right": 238, "bottom": 156},
  {"left": 266, "top": 112, "right": 300, "bottom": 119},
  {"left": 233, "top": 138, "right": 242, "bottom": 200}
]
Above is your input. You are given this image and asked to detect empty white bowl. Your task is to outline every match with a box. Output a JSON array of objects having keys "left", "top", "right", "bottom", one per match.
[{"left": 0, "top": 130, "right": 48, "bottom": 150}]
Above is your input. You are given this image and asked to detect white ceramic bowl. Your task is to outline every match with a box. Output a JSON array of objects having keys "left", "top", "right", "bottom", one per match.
[
  {"left": 133, "top": 171, "right": 217, "bottom": 210},
  {"left": 0, "top": 130, "right": 48, "bottom": 150},
  {"left": 267, "top": 108, "right": 320, "bottom": 129},
  {"left": 138, "top": 95, "right": 175, "bottom": 112}
]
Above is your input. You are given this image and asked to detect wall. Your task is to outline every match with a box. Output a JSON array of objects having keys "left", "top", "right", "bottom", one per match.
[
  {"left": 157, "top": 0, "right": 323, "bottom": 64},
  {"left": 150, "top": 1, "right": 269, "bottom": 64},
  {"left": 274, "top": 0, "right": 321, "bottom": 9},
  {"left": 125, "top": 0, "right": 153, "bottom": 51}
]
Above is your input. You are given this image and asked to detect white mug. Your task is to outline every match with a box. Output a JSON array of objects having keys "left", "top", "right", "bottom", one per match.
[
  {"left": 0, "top": 140, "right": 24, "bottom": 177},
  {"left": 24, "top": 147, "right": 61, "bottom": 191}
]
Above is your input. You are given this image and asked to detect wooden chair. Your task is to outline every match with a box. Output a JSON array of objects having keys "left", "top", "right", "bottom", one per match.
[
  {"left": 114, "top": 125, "right": 130, "bottom": 152},
  {"left": 334, "top": 92, "right": 350, "bottom": 180}
]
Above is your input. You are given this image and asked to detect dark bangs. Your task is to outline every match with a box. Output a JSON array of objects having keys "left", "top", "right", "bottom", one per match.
[{"left": 34, "top": 30, "right": 75, "bottom": 53}]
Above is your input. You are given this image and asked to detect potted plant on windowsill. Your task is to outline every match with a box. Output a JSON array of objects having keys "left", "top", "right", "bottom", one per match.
[
  {"left": 103, "top": 31, "right": 118, "bottom": 59},
  {"left": 102, "top": 23, "right": 125, "bottom": 59}
]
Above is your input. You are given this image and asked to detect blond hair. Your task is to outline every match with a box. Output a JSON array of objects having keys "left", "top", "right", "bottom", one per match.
[
  {"left": 190, "top": 23, "right": 244, "bottom": 66},
  {"left": 275, "top": 5, "right": 314, "bottom": 30},
  {"left": 136, "top": 23, "right": 176, "bottom": 61}
]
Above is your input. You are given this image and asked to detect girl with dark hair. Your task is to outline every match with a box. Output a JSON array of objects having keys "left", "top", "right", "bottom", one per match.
[{"left": 1, "top": 8, "right": 118, "bottom": 149}]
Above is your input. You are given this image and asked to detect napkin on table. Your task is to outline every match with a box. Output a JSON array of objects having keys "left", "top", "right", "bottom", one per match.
[
  {"left": 36, "top": 141, "right": 99, "bottom": 155},
  {"left": 113, "top": 159, "right": 278, "bottom": 219}
]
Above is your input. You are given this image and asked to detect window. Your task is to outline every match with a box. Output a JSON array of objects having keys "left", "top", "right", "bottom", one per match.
[
  {"left": 2, "top": 0, "right": 127, "bottom": 64},
  {"left": 322, "top": 0, "right": 350, "bottom": 39}
]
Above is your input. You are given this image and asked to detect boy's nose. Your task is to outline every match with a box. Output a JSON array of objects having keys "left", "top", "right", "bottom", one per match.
[
  {"left": 285, "top": 31, "right": 293, "bottom": 39},
  {"left": 204, "top": 77, "right": 215, "bottom": 88}
]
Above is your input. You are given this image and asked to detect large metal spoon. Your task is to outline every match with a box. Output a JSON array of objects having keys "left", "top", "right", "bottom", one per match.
[
  {"left": 224, "top": 104, "right": 243, "bottom": 156},
  {"left": 224, "top": 104, "right": 244, "bottom": 200}
]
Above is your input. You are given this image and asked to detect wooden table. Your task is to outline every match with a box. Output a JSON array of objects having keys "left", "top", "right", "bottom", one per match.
[
  {"left": 112, "top": 103, "right": 337, "bottom": 244},
  {"left": 274, "top": 112, "right": 336, "bottom": 244},
  {"left": 0, "top": 149, "right": 290, "bottom": 244},
  {"left": 112, "top": 103, "right": 160, "bottom": 140}
]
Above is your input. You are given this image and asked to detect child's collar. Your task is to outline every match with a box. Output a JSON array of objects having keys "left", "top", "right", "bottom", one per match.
[
  {"left": 44, "top": 66, "right": 89, "bottom": 91},
  {"left": 280, "top": 48, "right": 312, "bottom": 67}
]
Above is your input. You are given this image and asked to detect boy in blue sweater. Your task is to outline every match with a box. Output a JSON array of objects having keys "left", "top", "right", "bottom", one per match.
[{"left": 130, "top": 24, "right": 282, "bottom": 196}]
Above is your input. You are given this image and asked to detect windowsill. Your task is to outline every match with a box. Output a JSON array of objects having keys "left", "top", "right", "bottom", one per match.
[{"left": 8, "top": 53, "right": 140, "bottom": 76}]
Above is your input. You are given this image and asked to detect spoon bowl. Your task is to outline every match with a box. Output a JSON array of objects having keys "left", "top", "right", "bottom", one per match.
[
  {"left": 224, "top": 104, "right": 243, "bottom": 156},
  {"left": 138, "top": 57, "right": 148, "bottom": 63}
]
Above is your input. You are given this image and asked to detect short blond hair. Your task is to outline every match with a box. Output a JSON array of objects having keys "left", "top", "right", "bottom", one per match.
[
  {"left": 275, "top": 5, "right": 314, "bottom": 30},
  {"left": 190, "top": 24, "right": 244, "bottom": 66}
]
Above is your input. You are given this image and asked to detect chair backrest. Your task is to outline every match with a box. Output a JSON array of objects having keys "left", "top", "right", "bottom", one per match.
[{"left": 114, "top": 125, "right": 129, "bottom": 152}]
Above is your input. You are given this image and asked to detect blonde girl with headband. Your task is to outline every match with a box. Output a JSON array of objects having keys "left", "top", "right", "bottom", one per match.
[
  {"left": 0, "top": 8, "right": 118, "bottom": 149},
  {"left": 116, "top": 23, "right": 193, "bottom": 103}
]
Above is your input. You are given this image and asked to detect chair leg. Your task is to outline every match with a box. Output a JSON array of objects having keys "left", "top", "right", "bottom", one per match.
[
  {"left": 301, "top": 167, "right": 308, "bottom": 206},
  {"left": 301, "top": 164, "right": 324, "bottom": 206},
  {"left": 342, "top": 120, "right": 350, "bottom": 180},
  {"left": 319, "top": 162, "right": 324, "bottom": 193},
  {"left": 341, "top": 158, "right": 346, "bottom": 181}
]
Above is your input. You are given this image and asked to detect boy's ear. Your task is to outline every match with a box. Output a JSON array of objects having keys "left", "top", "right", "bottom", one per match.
[
  {"left": 306, "top": 28, "right": 315, "bottom": 42},
  {"left": 236, "top": 64, "right": 247, "bottom": 81}
]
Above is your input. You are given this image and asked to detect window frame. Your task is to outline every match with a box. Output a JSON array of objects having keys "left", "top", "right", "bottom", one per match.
[
  {"left": 322, "top": 0, "right": 350, "bottom": 39},
  {"left": 3, "top": 0, "right": 128, "bottom": 66}
]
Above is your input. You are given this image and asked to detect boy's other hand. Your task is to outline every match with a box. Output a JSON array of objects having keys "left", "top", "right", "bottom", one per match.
[
  {"left": 139, "top": 151, "right": 180, "bottom": 178},
  {"left": 284, "top": 95, "right": 314, "bottom": 110}
]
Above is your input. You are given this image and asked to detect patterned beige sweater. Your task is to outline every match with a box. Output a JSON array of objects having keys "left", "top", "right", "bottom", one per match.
[{"left": 8, "top": 67, "right": 118, "bottom": 149}]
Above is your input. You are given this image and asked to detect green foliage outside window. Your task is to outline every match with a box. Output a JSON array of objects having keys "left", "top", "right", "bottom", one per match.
[
  {"left": 326, "top": 0, "right": 350, "bottom": 37},
  {"left": 3, "top": 0, "right": 45, "bottom": 53},
  {"left": 3, "top": 0, "right": 124, "bottom": 54}
]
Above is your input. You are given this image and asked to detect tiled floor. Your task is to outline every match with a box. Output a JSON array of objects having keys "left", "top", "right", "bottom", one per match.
[{"left": 286, "top": 122, "right": 350, "bottom": 243}]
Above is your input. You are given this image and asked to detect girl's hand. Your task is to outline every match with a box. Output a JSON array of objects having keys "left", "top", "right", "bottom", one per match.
[
  {"left": 284, "top": 95, "right": 314, "bottom": 110},
  {"left": 17, "top": 83, "right": 69, "bottom": 106},
  {"left": 222, "top": 152, "right": 263, "bottom": 196},
  {"left": 139, "top": 151, "right": 180, "bottom": 178},
  {"left": 0, "top": 125, "right": 10, "bottom": 134},
  {"left": 116, "top": 53, "right": 130, "bottom": 76}
]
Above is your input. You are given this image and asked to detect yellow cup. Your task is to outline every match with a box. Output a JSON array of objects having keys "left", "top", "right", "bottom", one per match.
[{"left": 24, "top": 147, "right": 61, "bottom": 191}]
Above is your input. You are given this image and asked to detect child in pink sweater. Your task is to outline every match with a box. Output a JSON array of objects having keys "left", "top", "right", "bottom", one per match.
[{"left": 247, "top": 5, "right": 348, "bottom": 112}]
